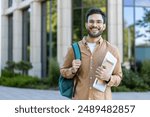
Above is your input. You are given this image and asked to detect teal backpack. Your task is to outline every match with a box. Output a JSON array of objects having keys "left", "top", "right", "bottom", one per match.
[{"left": 59, "top": 42, "right": 81, "bottom": 99}]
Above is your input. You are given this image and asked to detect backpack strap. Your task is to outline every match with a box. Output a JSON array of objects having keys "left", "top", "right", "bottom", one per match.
[
  {"left": 71, "top": 42, "right": 81, "bottom": 97},
  {"left": 72, "top": 43, "right": 81, "bottom": 60}
]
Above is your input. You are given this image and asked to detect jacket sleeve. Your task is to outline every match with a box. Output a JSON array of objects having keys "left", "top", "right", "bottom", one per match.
[
  {"left": 107, "top": 48, "right": 123, "bottom": 87},
  {"left": 60, "top": 46, "right": 76, "bottom": 79}
]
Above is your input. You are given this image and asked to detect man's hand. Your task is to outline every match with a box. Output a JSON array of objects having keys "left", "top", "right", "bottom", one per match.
[
  {"left": 72, "top": 59, "right": 81, "bottom": 74},
  {"left": 95, "top": 65, "right": 110, "bottom": 81}
]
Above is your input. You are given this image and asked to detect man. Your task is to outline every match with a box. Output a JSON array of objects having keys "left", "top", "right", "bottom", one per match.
[{"left": 60, "top": 8, "right": 122, "bottom": 100}]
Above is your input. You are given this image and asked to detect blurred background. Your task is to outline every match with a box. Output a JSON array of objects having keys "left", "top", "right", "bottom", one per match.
[{"left": 0, "top": 0, "right": 150, "bottom": 92}]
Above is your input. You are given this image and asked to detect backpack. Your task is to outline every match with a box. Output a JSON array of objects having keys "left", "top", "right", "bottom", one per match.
[{"left": 59, "top": 42, "right": 81, "bottom": 99}]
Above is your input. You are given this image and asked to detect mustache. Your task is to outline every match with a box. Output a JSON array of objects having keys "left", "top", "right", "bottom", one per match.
[
  {"left": 90, "top": 26, "right": 100, "bottom": 29},
  {"left": 90, "top": 27, "right": 100, "bottom": 30}
]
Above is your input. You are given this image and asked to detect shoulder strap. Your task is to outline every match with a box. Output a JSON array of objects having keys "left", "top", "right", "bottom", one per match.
[
  {"left": 71, "top": 42, "right": 81, "bottom": 98},
  {"left": 72, "top": 43, "right": 81, "bottom": 60}
]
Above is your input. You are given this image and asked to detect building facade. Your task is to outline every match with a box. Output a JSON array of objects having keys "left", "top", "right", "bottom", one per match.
[
  {"left": 0, "top": 0, "right": 123, "bottom": 78},
  {"left": 2, "top": 0, "right": 149, "bottom": 78}
]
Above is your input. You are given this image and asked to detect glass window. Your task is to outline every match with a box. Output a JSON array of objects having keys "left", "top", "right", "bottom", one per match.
[
  {"left": 82, "top": 0, "right": 106, "bottom": 8},
  {"left": 123, "top": 7, "right": 135, "bottom": 62},
  {"left": 22, "top": 7, "right": 30, "bottom": 62},
  {"left": 8, "top": 0, "right": 13, "bottom": 7},
  {"left": 135, "top": 7, "right": 150, "bottom": 62},
  {"left": 124, "top": 0, "right": 134, "bottom": 6},
  {"left": 73, "top": 0, "right": 82, "bottom": 8},
  {"left": 8, "top": 14, "right": 13, "bottom": 61},
  {"left": 41, "top": 0, "right": 57, "bottom": 77},
  {"left": 135, "top": 0, "right": 150, "bottom": 7}
]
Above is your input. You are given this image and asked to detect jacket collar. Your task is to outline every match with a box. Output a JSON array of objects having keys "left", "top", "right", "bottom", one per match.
[{"left": 82, "top": 36, "right": 103, "bottom": 45}]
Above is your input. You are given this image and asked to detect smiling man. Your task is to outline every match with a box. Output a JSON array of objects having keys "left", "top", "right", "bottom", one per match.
[{"left": 60, "top": 8, "right": 122, "bottom": 100}]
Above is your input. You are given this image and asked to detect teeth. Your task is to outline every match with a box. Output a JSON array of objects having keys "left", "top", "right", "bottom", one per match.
[
  {"left": 92, "top": 29, "right": 98, "bottom": 32},
  {"left": 92, "top": 28, "right": 98, "bottom": 30}
]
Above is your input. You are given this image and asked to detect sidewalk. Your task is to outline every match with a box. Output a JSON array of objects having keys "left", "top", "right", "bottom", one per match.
[{"left": 0, "top": 86, "right": 150, "bottom": 100}]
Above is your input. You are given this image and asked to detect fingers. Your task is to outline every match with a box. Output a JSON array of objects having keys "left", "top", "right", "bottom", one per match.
[
  {"left": 95, "top": 66, "right": 106, "bottom": 80},
  {"left": 72, "top": 59, "right": 81, "bottom": 69}
]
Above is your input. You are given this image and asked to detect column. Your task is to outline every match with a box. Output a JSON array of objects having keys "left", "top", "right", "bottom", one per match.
[
  {"left": 29, "top": 1, "right": 42, "bottom": 77},
  {"left": 1, "top": 0, "right": 9, "bottom": 69},
  {"left": 13, "top": 10, "right": 22, "bottom": 62},
  {"left": 57, "top": 0, "right": 72, "bottom": 66},
  {"left": 107, "top": 0, "right": 123, "bottom": 62}
]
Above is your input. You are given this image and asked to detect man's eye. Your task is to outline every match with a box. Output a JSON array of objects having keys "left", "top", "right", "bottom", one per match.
[
  {"left": 97, "top": 21, "right": 103, "bottom": 23},
  {"left": 89, "top": 21, "right": 94, "bottom": 23}
]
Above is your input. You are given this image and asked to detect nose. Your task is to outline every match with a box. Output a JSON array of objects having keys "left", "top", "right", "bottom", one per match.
[{"left": 92, "top": 22, "right": 97, "bottom": 27}]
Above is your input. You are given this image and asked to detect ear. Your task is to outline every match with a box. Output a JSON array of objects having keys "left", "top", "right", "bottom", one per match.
[{"left": 102, "top": 24, "right": 106, "bottom": 31}]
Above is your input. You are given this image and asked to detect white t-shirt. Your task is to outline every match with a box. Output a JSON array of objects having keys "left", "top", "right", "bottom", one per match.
[{"left": 87, "top": 42, "right": 96, "bottom": 53}]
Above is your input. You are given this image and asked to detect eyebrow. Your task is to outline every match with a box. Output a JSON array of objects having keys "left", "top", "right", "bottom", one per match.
[{"left": 89, "top": 19, "right": 103, "bottom": 22}]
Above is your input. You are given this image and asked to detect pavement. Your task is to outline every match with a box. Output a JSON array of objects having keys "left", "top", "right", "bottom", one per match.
[{"left": 0, "top": 86, "right": 150, "bottom": 100}]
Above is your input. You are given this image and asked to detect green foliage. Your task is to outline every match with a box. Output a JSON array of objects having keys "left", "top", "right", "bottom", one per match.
[
  {"left": 122, "top": 68, "right": 149, "bottom": 91},
  {"left": 123, "top": 25, "right": 135, "bottom": 61},
  {"left": 2, "top": 60, "right": 32, "bottom": 76},
  {"left": 141, "top": 60, "right": 150, "bottom": 75},
  {"left": 140, "top": 60, "right": 150, "bottom": 86},
  {"left": 0, "top": 75, "right": 39, "bottom": 88},
  {"left": 15, "top": 61, "right": 32, "bottom": 75},
  {"left": 0, "top": 58, "right": 60, "bottom": 89},
  {"left": 4, "top": 61, "right": 16, "bottom": 76},
  {"left": 1, "top": 69, "right": 15, "bottom": 77},
  {"left": 113, "top": 66, "right": 150, "bottom": 92},
  {"left": 112, "top": 85, "right": 131, "bottom": 92},
  {"left": 49, "top": 58, "right": 60, "bottom": 87}
]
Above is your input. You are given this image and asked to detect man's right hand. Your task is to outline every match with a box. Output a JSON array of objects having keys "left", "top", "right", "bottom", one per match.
[{"left": 72, "top": 59, "right": 81, "bottom": 73}]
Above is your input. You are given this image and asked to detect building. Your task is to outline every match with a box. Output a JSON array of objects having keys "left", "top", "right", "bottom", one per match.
[{"left": 1, "top": 0, "right": 150, "bottom": 78}]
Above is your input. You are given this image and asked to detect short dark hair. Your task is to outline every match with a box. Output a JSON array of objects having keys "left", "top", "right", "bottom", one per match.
[{"left": 85, "top": 7, "right": 106, "bottom": 24}]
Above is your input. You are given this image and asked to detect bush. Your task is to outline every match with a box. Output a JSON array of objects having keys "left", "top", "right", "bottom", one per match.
[
  {"left": 0, "top": 75, "right": 38, "bottom": 87},
  {"left": 112, "top": 85, "right": 131, "bottom": 92},
  {"left": 116, "top": 68, "right": 150, "bottom": 92},
  {"left": 140, "top": 60, "right": 150, "bottom": 86},
  {"left": 1, "top": 69, "right": 15, "bottom": 77},
  {"left": 15, "top": 61, "right": 32, "bottom": 75},
  {"left": 4, "top": 61, "right": 16, "bottom": 76},
  {"left": 0, "top": 59, "right": 60, "bottom": 89},
  {"left": 2, "top": 60, "right": 33, "bottom": 76},
  {"left": 141, "top": 60, "right": 150, "bottom": 75},
  {"left": 0, "top": 75, "right": 51, "bottom": 89},
  {"left": 48, "top": 58, "right": 60, "bottom": 87}
]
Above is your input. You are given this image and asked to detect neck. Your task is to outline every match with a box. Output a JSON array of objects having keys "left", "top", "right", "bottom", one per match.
[{"left": 86, "top": 35, "right": 101, "bottom": 43}]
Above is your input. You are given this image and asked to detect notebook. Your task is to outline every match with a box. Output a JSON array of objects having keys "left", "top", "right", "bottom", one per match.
[{"left": 93, "top": 51, "right": 117, "bottom": 92}]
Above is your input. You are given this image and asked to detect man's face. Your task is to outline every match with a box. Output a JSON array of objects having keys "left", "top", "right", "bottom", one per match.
[{"left": 85, "top": 14, "right": 106, "bottom": 38}]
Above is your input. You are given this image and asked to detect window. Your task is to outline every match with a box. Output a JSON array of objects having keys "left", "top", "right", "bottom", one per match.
[
  {"left": 124, "top": 0, "right": 134, "bottom": 6},
  {"left": 8, "top": 14, "right": 13, "bottom": 61},
  {"left": 123, "top": 0, "right": 150, "bottom": 70},
  {"left": 8, "top": 0, "right": 13, "bottom": 7},
  {"left": 135, "top": 0, "right": 150, "bottom": 7},
  {"left": 41, "top": 0, "right": 57, "bottom": 77},
  {"left": 135, "top": 7, "right": 150, "bottom": 62},
  {"left": 22, "top": 7, "right": 30, "bottom": 62},
  {"left": 123, "top": 7, "right": 134, "bottom": 62}
]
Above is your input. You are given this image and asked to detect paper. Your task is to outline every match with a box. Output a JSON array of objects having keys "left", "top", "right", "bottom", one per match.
[{"left": 93, "top": 51, "right": 117, "bottom": 92}]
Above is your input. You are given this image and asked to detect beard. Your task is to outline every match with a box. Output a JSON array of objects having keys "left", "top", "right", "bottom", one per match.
[{"left": 87, "top": 27, "right": 103, "bottom": 38}]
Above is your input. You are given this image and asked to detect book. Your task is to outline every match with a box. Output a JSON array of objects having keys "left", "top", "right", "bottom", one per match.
[{"left": 93, "top": 51, "right": 117, "bottom": 92}]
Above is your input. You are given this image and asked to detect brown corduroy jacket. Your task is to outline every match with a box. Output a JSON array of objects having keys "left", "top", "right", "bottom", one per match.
[{"left": 60, "top": 36, "right": 122, "bottom": 100}]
